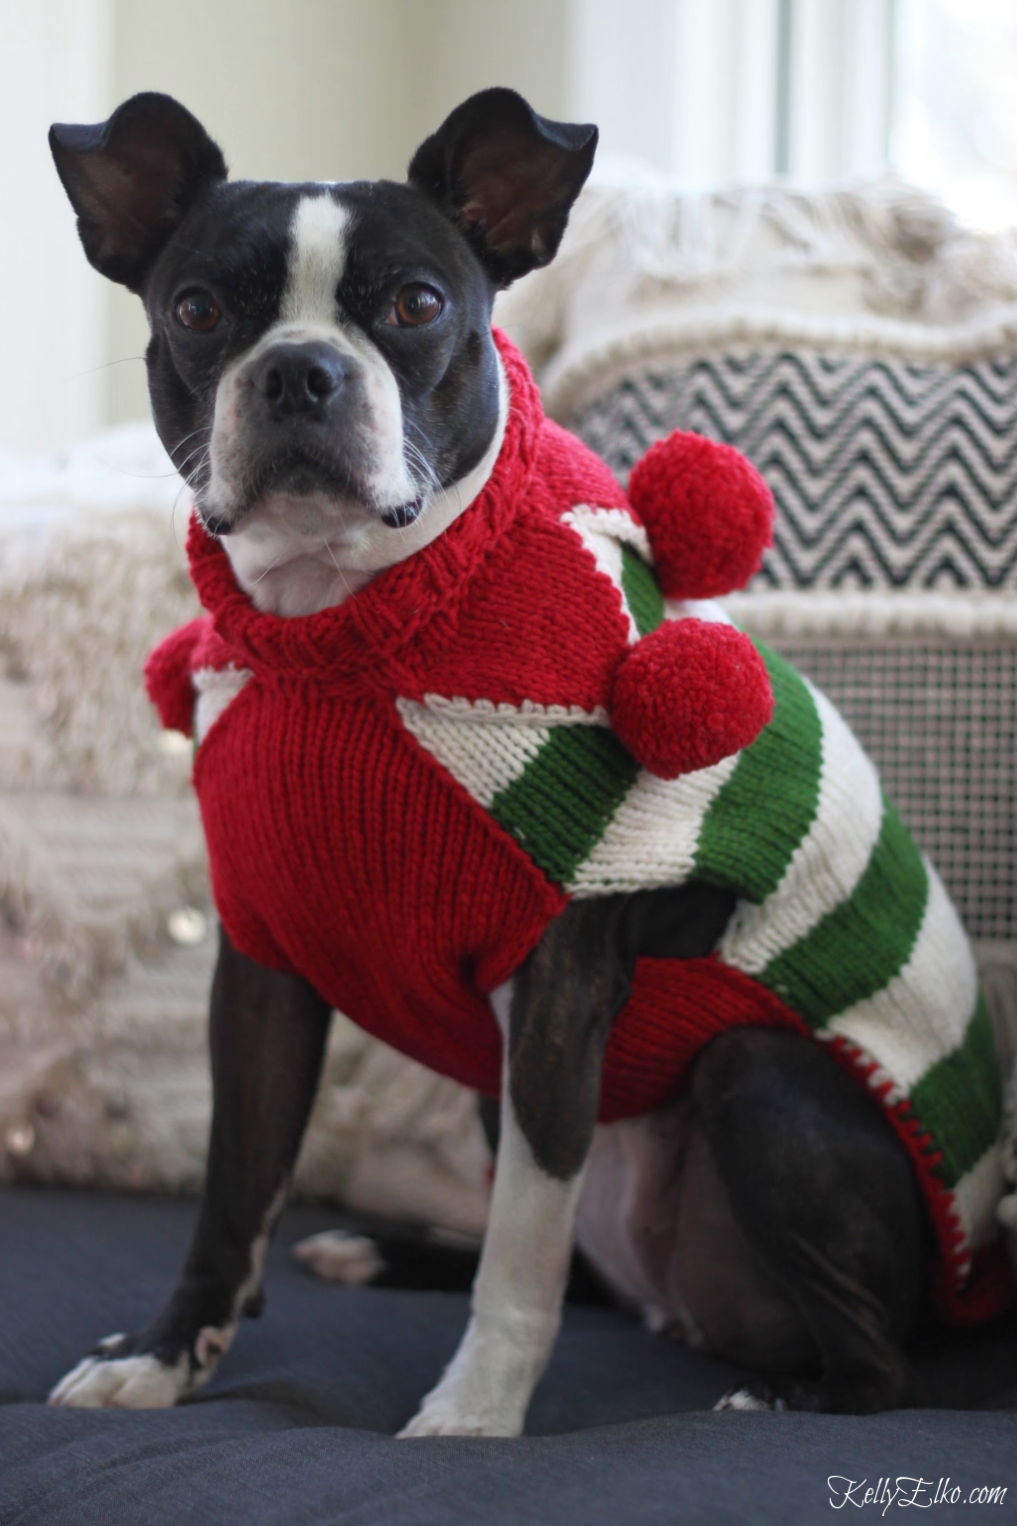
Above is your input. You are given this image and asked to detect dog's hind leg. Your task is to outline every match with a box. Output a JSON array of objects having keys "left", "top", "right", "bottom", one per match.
[
  {"left": 49, "top": 925, "right": 332, "bottom": 1408},
  {"left": 692, "top": 1027, "right": 929, "bottom": 1413}
]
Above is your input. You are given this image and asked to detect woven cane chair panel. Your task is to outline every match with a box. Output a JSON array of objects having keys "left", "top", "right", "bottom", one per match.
[{"left": 748, "top": 642, "right": 1017, "bottom": 943}]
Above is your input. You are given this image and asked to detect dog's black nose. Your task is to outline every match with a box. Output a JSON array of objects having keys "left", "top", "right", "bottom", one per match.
[{"left": 252, "top": 342, "right": 347, "bottom": 418}]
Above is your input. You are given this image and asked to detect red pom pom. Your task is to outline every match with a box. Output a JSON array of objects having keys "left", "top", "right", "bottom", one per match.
[
  {"left": 610, "top": 620, "right": 773, "bottom": 778},
  {"left": 628, "top": 431, "right": 773, "bottom": 599},
  {"left": 144, "top": 617, "right": 206, "bottom": 737}
]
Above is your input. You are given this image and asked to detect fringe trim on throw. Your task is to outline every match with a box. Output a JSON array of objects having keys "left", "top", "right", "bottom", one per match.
[
  {"left": 554, "top": 172, "right": 1017, "bottom": 309},
  {"left": 0, "top": 797, "right": 207, "bottom": 1001},
  {"left": 495, "top": 174, "right": 1017, "bottom": 417},
  {"left": 0, "top": 511, "right": 199, "bottom": 798}
]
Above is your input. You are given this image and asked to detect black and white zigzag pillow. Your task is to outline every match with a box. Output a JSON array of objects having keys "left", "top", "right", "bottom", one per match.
[{"left": 573, "top": 347, "right": 1017, "bottom": 592}]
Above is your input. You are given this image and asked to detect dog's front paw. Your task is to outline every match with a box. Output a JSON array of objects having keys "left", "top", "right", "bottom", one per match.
[
  {"left": 48, "top": 1325, "right": 229, "bottom": 1409},
  {"left": 398, "top": 1316, "right": 541, "bottom": 1437},
  {"left": 398, "top": 1359, "right": 527, "bottom": 1438},
  {"left": 398, "top": 1391, "right": 523, "bottom": 1439}
]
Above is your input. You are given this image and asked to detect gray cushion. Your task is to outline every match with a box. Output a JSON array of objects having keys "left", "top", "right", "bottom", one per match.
[{"left": 3, "top": 1187, "right": 1017, "bottom": 1525}]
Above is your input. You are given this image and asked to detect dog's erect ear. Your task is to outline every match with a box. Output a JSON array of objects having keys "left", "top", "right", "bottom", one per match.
[
  {"left": 50, "top": 92, "right": 227, "bottom": 292},
  {"left": 408, "top": 88, "right": 597, "bottom": 287}
]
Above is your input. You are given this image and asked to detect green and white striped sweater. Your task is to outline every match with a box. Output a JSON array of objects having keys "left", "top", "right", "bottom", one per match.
[{"left": 397, "top": 507, "right": 1005, "bottom": 1300}]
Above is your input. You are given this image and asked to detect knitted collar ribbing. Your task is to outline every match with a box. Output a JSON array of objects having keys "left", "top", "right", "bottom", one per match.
[{"left": 185, "top": 328, "right": 542, "bottom": 679}]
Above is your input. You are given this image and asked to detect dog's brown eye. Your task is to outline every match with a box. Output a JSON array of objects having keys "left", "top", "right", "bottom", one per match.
[
  {"left": 175, "top": 291, "right": 222, "bottom": 333},
  {"left": 390, "top": 284, "right": 443, "bottom": 328}
]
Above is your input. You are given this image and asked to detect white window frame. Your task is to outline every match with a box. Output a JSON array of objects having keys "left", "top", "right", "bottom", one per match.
[{"left": 567, "top": 0, "right": 897, "bottom": 185}]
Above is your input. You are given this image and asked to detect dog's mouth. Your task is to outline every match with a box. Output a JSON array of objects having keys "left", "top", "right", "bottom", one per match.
[{"left": 201, "top": 449, "right": 426, "bottom": 537}]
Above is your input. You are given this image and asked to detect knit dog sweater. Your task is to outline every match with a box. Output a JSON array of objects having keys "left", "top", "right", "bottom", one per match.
[{"left": 147, "top": 332, "right": 1006, "bottom": 1318}]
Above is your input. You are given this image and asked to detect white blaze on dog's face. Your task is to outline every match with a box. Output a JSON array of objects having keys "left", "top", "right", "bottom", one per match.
[
  {"left": 205, "top": 194, "right": 509, "bottom": 615},
  {"left": 206, "top": 194, "right": 414, "bottom": 554}
]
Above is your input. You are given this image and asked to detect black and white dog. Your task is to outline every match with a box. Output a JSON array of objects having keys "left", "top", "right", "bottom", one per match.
[{"left": 45, "top": 88, "right": 939, "bottom": 1431}]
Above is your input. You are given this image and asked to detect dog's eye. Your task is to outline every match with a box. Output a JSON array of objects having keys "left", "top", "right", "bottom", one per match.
[
  {"left": 175, "top": 291, "right": 222, "bottom": 333},
  {"left": 389, "top": 284, "right": 443, "bottom": 328}
]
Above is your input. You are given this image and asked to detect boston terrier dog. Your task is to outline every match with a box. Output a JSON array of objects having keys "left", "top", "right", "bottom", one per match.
[{"left": 45, "top": 89, "right": 1005, "bottom": 1432}]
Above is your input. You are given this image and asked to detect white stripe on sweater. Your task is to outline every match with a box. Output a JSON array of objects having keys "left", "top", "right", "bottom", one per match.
[
  {"left": 568, "top": 753, "right": 740, "bottom": 896},
  {"left": 561, "top": 506, "right": 652, "bottom": 562},
  {"left": 561, "top": 513, "right": 636, "bottom": 643},
  {"left": 194, "top": 665, "right": 252, "bottom": 745},
  {"left": 720, "top": 682, "right": 883, "bottom": 973},
  {"left": 396, "top": 700, "right": 552, "bottom": 806},
  {"left": 561, "top": 507, "right": 653, "bottom": 645},
  {"left": 954, "top": 1146, "right": 1008, "bottom": 1257},
  {"left": 824, "top": 861, "right": 978, "bottom": 1092}
]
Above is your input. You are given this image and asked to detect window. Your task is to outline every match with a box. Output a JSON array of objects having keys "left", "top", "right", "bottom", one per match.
[
  {"left": 892, "top": 0, "right": 1017, "bottom": 230},
  {"left": 568, "top": 0, "right": 895, "bottom": 183}
]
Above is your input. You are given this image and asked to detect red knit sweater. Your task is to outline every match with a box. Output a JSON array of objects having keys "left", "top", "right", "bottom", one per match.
[
  {"left": 147, "top": 334, "right": 802, "bottom": 1123},
  {"left": 146, "top": 333, "right": 1014, "bottom": 1319}
]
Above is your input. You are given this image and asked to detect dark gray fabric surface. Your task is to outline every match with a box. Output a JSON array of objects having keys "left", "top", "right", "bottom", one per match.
[{"left": 3, "top": 1186, "right": 1017, "bottom": 1525}]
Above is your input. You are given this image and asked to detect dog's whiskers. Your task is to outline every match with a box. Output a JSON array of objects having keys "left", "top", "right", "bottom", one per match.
[
  {"left": 401, "top": 436, "right": 443, "bottom": 516},
  {"left": 251, "top": 551, "right": 286, "bottom": 586},
  {"left": 323, "top": 538, "right": 355, "bottom": 600},
  {"left": 169, "top": 437, "right": 214, "bottom": 547}
]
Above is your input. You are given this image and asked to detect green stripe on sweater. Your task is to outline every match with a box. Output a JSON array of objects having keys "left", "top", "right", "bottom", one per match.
[
  {"left": 620, "top": 545, "right": 665, "bottom": 637},
  {"left": 909, "top": 994, "right": 1003, "bottom": 1188},
  {"left": 761, "top": 798, "right": 929, "bottom": 1026},
  {"left": 692, "top": 646, "right": 823, "bottom": 903},
  {"left": 490, "top": 726, "right": 640, "bottom": 886}
]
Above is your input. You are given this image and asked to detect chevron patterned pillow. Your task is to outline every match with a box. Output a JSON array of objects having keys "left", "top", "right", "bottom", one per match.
[{"left": 572, "top": 349, "right": 1017, "bottom": 592}]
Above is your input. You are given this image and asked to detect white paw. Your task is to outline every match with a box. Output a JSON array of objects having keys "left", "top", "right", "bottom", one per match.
[
  {"left": 714, "top": 1386, "right": 785, "bottom": 1412},
  {"left": 48, "top": 1341, "right": 192, "bottom": 1410},
  {"left": 292, "top": 1229, "right": 385, "bottom": 1286},
  {"left": 398, "top": 1364, "right": 526, "bottom": 1438},
  {"left": 398, "top": 1394, "right": 523, "bottom": 1438}
]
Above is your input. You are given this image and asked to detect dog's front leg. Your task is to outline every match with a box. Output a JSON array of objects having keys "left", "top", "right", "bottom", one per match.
[
  {"left": 400, "top": 901, "right": 629, "bottom": 1438},
  {"left": 49, "top": 924, "right": 332, "bottom": 1408}
]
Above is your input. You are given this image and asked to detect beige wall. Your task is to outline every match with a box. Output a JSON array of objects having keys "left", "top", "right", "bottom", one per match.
[
  {"left": 3, "top": 0, "right": 112, "bottom": 454},
  {"left": 107, "top": 0, "right": 571, "bottom": 426}
]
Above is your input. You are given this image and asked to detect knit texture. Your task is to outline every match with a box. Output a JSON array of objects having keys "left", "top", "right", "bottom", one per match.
[
  {"left": 146, "top": 331, "right": 1006, "bottom": 1317},
  {"left": 627, "top": 431, "right": 774, "bottom": 599},
  {"left": 610, "top": 620, "right": 773, "bottom": 776}
]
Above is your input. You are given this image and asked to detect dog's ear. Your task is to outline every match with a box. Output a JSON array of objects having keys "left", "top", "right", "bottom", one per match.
[
  {"left": 50, "top": 92, "right": 227, "bottom": 292},
  {"left": 408, "top": 88, "right": 597, "bottom": 287}
]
